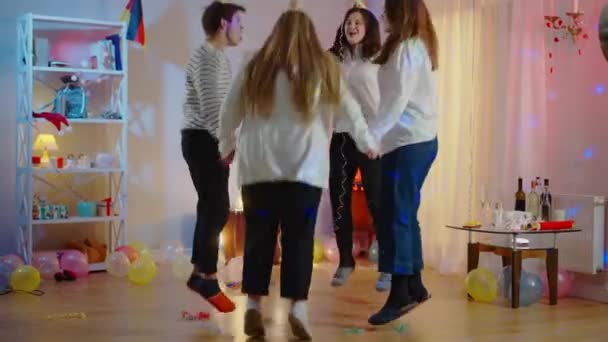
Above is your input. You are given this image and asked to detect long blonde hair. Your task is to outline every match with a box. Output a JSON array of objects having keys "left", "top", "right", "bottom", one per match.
[{"left": 240, "top": 10, "right": 342, "bottom": 122}]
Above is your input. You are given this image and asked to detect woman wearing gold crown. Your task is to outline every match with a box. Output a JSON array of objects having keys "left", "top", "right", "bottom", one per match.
[
  {"left": 327, "top": 0, "right": 392, "bottom": 292},
  {"left": 367, "top": 0, "right": 439, "bottom": 325},
  {"left": 218, "top": 0, "right": 378, "bottom": 338}
]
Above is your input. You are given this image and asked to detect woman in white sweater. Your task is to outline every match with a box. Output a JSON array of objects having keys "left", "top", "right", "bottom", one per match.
[
  {"left": 218, "top": 2, "right": 378, "bottom": 339},
  {"left": 327, "top": 1, "right": 391, "bottom": 291},
  {"left": 367, "top": 0, "right": 439, "bottom": 325}
]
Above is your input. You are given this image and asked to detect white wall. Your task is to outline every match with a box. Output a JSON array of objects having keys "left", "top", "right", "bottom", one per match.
[{"left": 0, "top": 0, "right": 355, "bottom": 256}]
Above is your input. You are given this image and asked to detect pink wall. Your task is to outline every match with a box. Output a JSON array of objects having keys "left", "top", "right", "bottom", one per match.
[{"left": 544, "top": 1, "right": 608, "bottom": 268}]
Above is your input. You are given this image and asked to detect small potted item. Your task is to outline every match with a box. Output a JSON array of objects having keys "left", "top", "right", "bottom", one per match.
[
  {"left": 97, "top": 198, "right": 112, "bottom": 216},
  {"left": 32, "top": 195, "right": 41, "bottom": 220},
  {"left": 77, "top": 154, "right": 90, "bottom": 168},
  {"left": 95, "top": 153, "right": 115, "bottom": 169},
  {"left": 65, "top": 154, "right": 76, "bottom": 168},
  {"left": 76, "top": 201, "right": 96, "bottom": 217}
]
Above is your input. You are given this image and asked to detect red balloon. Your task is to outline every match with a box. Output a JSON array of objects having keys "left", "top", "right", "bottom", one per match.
[{"left": 115, "top": 246, "right": 140, "bottom": 263}]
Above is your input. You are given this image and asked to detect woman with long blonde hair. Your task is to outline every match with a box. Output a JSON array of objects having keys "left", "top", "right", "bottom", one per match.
[
  {"left": 218, "top": 1, "right": 378, "bottom": 338},
  {"left": 367, "top": 0, "right": 439, "bottom": 325}
]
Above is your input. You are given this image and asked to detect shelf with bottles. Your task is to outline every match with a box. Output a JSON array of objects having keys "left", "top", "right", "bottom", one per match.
[
  {"left": 23, "top": 15, "right": 125, "bottom": 75},
  {"left": 32, "top": 193, "right": 122, "bottom": 224}
]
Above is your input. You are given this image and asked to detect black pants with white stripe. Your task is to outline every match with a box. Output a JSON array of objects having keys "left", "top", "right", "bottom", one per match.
[
  {"left": 329, "top": 133, "right": 382, "bottom": 268},
  {"left": 241, "top": 182, "right": 322, "bottom": 300},
  {"left": 181, "top": 128, "right": 229, "bottom": 275}
]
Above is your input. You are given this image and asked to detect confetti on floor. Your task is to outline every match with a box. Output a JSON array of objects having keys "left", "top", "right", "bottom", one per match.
[
  {"left": 343, "top": 327, "right": 365, "bottom": 335},
  {"left": 393, "top": 323, "right": 408, "bottom": 335},
  {"left": 46, "top": 312, "right": 87, "bottom": 320}
]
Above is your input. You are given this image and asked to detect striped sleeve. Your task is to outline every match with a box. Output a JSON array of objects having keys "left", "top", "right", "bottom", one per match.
[{"left": 182, "top": 46, "right": 232, "bottom": 136}]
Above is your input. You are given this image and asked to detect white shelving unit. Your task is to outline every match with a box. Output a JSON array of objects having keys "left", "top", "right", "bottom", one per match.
[{"left": 16, "top": 14, "right": 129, "bottom": 271}]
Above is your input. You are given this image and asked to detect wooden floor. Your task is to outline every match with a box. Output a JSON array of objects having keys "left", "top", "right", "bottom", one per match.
[{"left": 1, "top": 262, "right": 608, "bottom": 342}]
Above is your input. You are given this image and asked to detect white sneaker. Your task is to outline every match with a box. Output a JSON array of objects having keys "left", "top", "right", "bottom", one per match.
[{"left": 331, "top": 267, "right": 354, "bottom": 287}]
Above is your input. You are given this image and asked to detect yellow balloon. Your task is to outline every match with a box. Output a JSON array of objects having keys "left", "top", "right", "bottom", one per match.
[
  {"left": 138, "top": 249, "right": 154, "bottom": 262},
  {"left": 10, "top": 265, "right": 41, "bottom": 292},
  {"left": 313, "top": 239, "right": 324, "bottom": 264},
  {"left": 465, "top": 268, "right": 498, "bottom": 302},
  {"left": 128, "top": 241, "right": 149, "bottom": 254},
  {"left": 128, "top": 258, "right": 156, "bottom": 285}
]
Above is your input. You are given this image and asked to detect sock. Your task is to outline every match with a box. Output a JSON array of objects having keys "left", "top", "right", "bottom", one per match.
[
  {"left": 291, "top": 300, "right": 308, "bottom": 321},
  {"left": 385, "top": 274, "right": 410, "bottom": 309},
  {"left": 247, "top": 296, "right": 261, "bottom": 311},
  {"left": 187, "top": 274, "right": 235, "bottom": 313},
  {"left": 197, "top": 278, "right": 221, "bottom": 298}
]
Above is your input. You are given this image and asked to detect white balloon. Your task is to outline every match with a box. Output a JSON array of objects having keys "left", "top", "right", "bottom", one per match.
[
  {"left": 171, "top": 253, "right": 192, "bottom": 281},
  {"left": 160, "top": 240, "right": 185, "bottom": 264}
]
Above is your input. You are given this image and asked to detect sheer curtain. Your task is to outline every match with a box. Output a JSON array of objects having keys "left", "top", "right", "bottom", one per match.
[{"left": 420, "top": 0, "right": 549, "bottom": 274}]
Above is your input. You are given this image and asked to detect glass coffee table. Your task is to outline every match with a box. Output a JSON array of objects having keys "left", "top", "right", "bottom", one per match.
[{"left": 446, "top": 225, "right": 581, "bottom": 308}]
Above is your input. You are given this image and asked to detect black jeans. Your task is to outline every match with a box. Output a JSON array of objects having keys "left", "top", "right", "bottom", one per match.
[
  {"left": 329, "top": 133, "right": 382, "bottom": 267},
  {"left": 241, "top": 182, "right": 322, "bottom": 300},
  {"left": 181, "top": 129, "right": 229, "bottom": 274}
]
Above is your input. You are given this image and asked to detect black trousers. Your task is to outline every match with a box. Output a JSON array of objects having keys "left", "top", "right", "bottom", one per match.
[
  {"left": 329, "top": 133, "right": 382, "bottom": 267},
  {"left": 181, "top": 129, "right": 229, "bottom": 274},
  {"left": 241, "top": 182, "right": 322, "bottom": 300}
]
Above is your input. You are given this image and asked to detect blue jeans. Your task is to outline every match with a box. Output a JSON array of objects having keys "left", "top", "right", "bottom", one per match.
[{"left": 377, "top": 138, "right": 438, "bottom": 275}]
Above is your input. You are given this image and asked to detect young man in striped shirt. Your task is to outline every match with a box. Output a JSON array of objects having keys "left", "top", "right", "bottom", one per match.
[{"left": 181, "top": 0, "right": 245, "bottom": 313}]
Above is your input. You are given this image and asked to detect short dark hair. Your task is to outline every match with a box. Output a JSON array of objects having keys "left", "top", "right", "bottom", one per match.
[
  {"left": 202, "top": 1, "right": 246, "bottom": 36},
  {"left": 329, "top": 7, "right": 381, "bottom": 62}
]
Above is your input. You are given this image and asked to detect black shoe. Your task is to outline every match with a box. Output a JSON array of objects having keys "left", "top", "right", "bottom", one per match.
[
  {"left": 409, "top": 273, "right": 427, "bottom": 300},
  {"left": 368, "top": 302, "right": 419, "bottom": 325},
  {"left": 244, "top": 309, "right": 265, "bottom": 337},
  {"left": 368, "top": 274, "right": 417, "bottom": 325}
]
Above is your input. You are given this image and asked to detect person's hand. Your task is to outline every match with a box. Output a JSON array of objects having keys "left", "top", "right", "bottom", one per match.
[
  {"left": 367, "top": 148, "right": 379, "bottom": 160},
  {"left": 221, "top": 150, "right": 235, "bottom": 167}
]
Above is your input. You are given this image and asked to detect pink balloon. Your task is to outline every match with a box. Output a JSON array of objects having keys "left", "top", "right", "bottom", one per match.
[
  {"left": 352, "top": 239, "right": 363, "bottom": 258},
  {"left": 59, "top": 250, "right": 89, "bottom": 278},
  {"left": 542, "top": 269, "right": 574, "bottom": 298},
  {"left": 324, "top": 239, "right": 340, "bottom": 263},
  {"left": 0, "top": 254, "right": 24, "bottom": 272}
]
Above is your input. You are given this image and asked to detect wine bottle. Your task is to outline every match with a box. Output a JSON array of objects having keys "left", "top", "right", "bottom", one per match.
[
  {"left": 540, "top": 178, "right": 552, "bottom": 221},
  {"left": 515, "top": 177, "right": 526, "bottom": 211},
  {"left": 527, "top": 180, "right": 540, "bottom": 220}
]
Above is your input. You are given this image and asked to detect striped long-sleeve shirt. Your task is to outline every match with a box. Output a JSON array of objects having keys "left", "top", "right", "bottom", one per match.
[{"left": 182, "top": 42, "right": 232, "bottom": 138}]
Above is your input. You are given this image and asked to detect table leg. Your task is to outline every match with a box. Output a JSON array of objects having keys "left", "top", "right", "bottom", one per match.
[
  {"left": 502, "top": 256, "right": 512, "bottom": 268},
  {"left": 511, "top": 250, "right": 522, "bottom": 308},
  {"left": 546, "top": 248, "right": 559, "bottom": 305},
  {"left": 467, "top": 243, "right": 480, "bottom": 272},
  {"left": 467, "top": 243, "right": 480, "bottom": 301}
]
